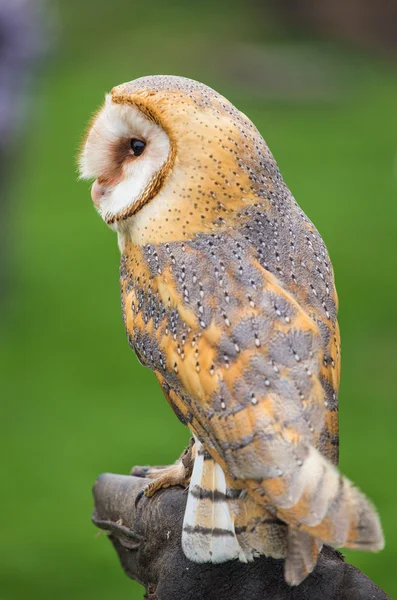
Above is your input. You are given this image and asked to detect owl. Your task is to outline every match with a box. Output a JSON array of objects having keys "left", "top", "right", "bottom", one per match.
[{"left": 80, "top": 75, "right": 384, "bottom": 585}]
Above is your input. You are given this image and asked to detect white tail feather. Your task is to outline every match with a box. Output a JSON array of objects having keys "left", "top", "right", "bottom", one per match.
[{"left": 182, "top": 439, "right": 247, "bottom": 563}]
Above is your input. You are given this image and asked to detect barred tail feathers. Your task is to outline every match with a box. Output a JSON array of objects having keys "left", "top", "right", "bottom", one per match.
[
  {"left": 284, "top": 529, "right": 322, "bottom": 586},
  {"left": 182, "top": 440, "right": 247, "bottom": 563},
  {"left": 262, "top": 444, "right": 384, "bottom": 553},
  {"left": 181, "top": 440, "right": 383, "bottom": 586}
]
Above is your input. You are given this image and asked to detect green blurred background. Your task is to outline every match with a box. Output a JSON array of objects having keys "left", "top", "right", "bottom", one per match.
[{"left": 1, "top": 1, "right": 396, "bottom": 598}]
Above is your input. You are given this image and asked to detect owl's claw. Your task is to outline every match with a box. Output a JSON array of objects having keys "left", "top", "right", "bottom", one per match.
[
  {"left": 141, "top": 462, "right": 191, "bottom": 498},
  {"left": 135, "top": 489, "right": 145, "bottom": 507},
  {"left": 133, "top": 441, "right": 195, "bottom": 505}
]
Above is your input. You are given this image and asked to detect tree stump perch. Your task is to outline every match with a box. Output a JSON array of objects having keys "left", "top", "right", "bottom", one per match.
[{"left": 92, "top": 472, "right": 390, "bottom": 599}]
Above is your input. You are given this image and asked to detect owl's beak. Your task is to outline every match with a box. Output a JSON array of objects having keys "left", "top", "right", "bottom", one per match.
[{"left": 91, "top": 180, "right": 108, "bottom": 208}]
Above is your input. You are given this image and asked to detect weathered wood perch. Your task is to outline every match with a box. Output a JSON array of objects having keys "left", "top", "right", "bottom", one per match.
[{"left": 92, "top": 472, "right": 390, "bottom": 600}]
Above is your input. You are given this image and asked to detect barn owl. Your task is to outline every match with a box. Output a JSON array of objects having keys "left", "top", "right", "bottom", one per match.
[{"left": 80, "top": 75, "right": 384, "bottom": 585}]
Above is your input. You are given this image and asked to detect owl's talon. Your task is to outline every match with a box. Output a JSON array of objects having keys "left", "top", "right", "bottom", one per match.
[{"left": 135, "top": 489, "right": 145, "bottom": 507}]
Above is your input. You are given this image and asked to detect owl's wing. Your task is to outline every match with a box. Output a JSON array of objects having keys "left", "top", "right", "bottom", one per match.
[{"left": 143, "top": 234, "right": 382, "bottom": 557}]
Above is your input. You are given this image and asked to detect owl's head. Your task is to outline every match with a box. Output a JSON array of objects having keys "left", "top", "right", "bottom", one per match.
[{"left": 79, "top": 75, "right": 279, "bottom": 243}]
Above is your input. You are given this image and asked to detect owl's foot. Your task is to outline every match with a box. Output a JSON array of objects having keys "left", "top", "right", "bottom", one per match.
[
  {"left": 133, "top": 439, "right": 195, "bottom": 506},
  {"left": 141, "top": 462, "right": 190, "bottom": 498}
]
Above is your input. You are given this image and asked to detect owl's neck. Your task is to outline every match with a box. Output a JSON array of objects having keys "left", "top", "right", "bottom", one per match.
[{"left": 117, "top": 188, "right": 288, "bottom": 251}]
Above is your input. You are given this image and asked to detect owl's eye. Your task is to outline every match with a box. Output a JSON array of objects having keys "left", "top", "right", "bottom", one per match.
[{"left": 130, "top": 138, "right": 146, "bottom": 157}]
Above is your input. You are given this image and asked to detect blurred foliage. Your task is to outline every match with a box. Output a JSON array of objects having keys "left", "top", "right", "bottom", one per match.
[{"left": 1, "top": 0, "right": 396, "bottom": 598}]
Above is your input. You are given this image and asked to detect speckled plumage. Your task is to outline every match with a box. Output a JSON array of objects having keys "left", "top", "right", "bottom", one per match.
[{"left": 81, "top": 75, "right": 383, "bottom": 585}]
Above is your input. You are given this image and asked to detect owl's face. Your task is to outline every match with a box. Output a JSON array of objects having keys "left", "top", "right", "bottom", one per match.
[
  {"left": 80, "top": 75, "right": 279, "bottom": 243},
  {"left": 79, "top": 94, "right": 171, "bottom": 226}
]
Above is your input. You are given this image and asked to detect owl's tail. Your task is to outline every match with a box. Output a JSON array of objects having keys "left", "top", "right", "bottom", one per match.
[
  {"left": 259, "top": 444, "right": 384, "bottom": 566},
  {"left": 182, "top": 439, "right": 288, "bottom": 564},
  {"left": 182, "top": 441, "right": 384, "bottom": 587}
]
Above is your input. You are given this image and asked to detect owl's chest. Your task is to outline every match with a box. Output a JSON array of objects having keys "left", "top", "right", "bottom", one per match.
[{"left": 120, "top": 248, "right": 169, "bottom": 370}]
